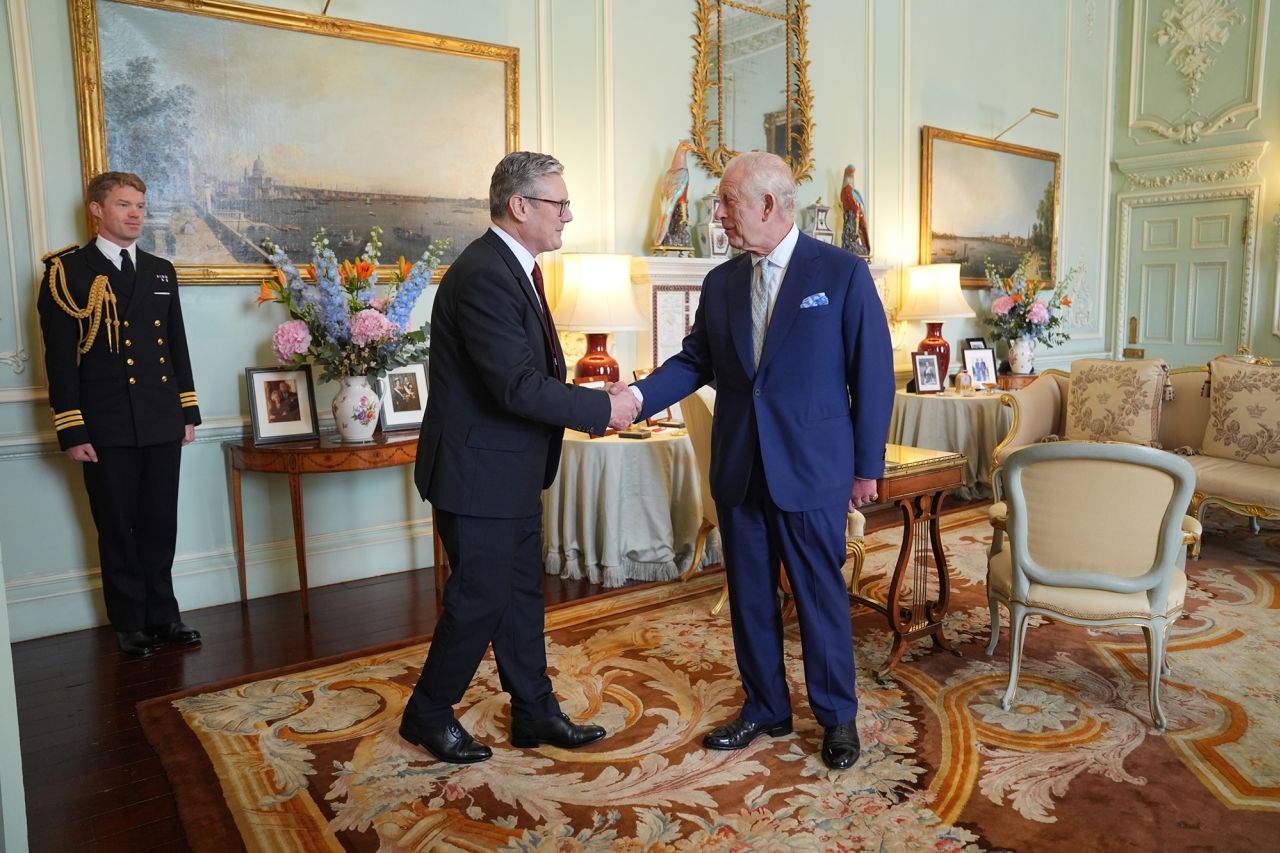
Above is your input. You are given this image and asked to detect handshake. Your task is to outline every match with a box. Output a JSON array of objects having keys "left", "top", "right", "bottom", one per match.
[{"left": 604, "top": 381, "right": 640, "bottom": 431}]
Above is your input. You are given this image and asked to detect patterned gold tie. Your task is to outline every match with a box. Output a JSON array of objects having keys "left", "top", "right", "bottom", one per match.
[{"left": 751, "top": 258, "right": 769, "bottom": 368}]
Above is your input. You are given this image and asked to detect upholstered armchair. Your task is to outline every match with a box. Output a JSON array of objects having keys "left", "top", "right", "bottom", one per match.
[
  {"left": 985, "top": 441, "right": 1197, "bottom": 730},
  {"left": 678, "top": 386, "right": 866, "bottom": 617}
]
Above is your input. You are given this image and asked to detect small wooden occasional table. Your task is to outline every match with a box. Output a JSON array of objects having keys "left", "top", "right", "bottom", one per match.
[
  {"left": 224, "top": 432, "right": 421, "bottom": 616},
  {"left": 853, "top": 444, "right": 966, "bottom": 679}
]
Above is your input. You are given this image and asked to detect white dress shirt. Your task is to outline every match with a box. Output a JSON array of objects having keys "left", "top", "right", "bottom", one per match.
[
  {"left": 95, "top": 235, "right": 137, "bottom": 271},
  {"left": 489, "top": 224, "right": 549, "bottom": 313}
]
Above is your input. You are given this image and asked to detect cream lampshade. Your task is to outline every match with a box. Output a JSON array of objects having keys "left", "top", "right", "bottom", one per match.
[
  {"left": 898, "top": 263, "right": 974, "bottom": 380},
  {"left": 553, "top": 253, "right": 648, "bottom": 382}
]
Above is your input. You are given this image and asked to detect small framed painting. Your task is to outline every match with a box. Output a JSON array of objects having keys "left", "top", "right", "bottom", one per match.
[
  {"left": 245, "top": 365, "right": 319, "bottom": 444},
  {"left": 912, "top": 352, "right": 943, "bottom": 394},
  {"left": 962, "top": 347, "right": 999, "bottom": 389},
  {"left": 633, "top": 367, "right": 673, "bottom": 425},
  {"left": 378, "top": 363, "right": 428, "bottom": 431},
  {"left": 965, "top": 337, "right": 988, "bottom": 350}
]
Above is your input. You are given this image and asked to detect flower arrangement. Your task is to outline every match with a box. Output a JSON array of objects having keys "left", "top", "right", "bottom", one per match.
[
  {"left": 256, "top": 226, "right": 448, "bottom": 383},
  {"left": 983, "top": 253, "right": 1076, "bottom": 347}
]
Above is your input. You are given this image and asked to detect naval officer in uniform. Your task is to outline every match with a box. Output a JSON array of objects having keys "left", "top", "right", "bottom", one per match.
[{"left": 37, "top": 171, "right": 203, "bottom": 658}]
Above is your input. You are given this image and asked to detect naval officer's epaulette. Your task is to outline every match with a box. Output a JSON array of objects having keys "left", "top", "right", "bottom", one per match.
[{"left": 41, "top": 243, "right": 80, "bottom": 265}]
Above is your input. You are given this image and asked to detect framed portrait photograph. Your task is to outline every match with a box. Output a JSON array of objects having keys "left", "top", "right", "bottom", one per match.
[
  {"left": 70, "top": 0, "right": 517, "bottom": 284},
  {"left": 378, "top": 363, "right": 428, "bottom": 432},
  {"left": 965, "top": 337, "right": 988, "bottom": 350},
  {"left": 920, "top": 126, "right": 1060, "bottom": 287},
  {"left": 912, "top": 352, "right": 944, "bottom": 394},
  {"left": 962, "top": 348, "right": 999, "bottom": 390},
  {"left": 632, "top": 368, "right": 675, "bottom": 426},
  {"left": 245, "top": 365, "right": 319, "bottom": 444}
]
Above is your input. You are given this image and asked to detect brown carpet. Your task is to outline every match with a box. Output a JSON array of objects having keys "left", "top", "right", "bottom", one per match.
[{"left": 138, "top": 509, "right": 1280, "bottom": 851}]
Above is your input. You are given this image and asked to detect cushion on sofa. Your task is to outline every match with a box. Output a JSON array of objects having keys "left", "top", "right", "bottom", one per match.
[
  {"left": 1200, "top": 358, "right": 1280, "bottom": 468},
  {"left": 1064, "top": 358, "right": 1169, "bottom": 447},
  {"left": 1183, "top": 454, "right": 1280, "bottom": 506}
]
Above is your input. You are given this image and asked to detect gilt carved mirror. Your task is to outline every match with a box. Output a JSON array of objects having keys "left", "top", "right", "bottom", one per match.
[{"left": 691, "top": 0, "right": 813, "bottom": 183}]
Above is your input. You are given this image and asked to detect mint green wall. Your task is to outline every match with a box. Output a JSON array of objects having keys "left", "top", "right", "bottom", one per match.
[
  {"left": 0, "top": 541, "right": 27, "bottom": 852},
  {"left": 0, "top": 1, "right": 1275, "bottom": 645}
]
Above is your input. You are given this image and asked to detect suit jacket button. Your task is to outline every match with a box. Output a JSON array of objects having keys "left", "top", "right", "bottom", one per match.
[
  {"left": 754, "top": 389, "right": 761, "bottom": 396},
  {"left": 128, "top": 377, "right": 137, "bottom": 385},
  {"left": 154, "top": 319, "right": 161, "bottom": 327}
]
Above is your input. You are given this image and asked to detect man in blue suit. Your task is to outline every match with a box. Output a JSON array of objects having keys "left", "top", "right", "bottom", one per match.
[{"left": 619, "top": 151, "right": 894, "bottom": 769}]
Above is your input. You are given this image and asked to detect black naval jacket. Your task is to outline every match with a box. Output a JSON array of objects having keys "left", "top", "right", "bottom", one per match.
[{"left": 37, "top": 242, "right": 201, "bottom": 450}]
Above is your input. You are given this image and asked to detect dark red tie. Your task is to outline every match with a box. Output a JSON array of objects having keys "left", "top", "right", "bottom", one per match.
[{"left": 530, "top": 262, "right": 561, "bottom": 376}]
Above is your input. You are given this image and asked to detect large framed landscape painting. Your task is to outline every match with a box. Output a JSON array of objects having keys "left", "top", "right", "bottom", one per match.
[
  {"left": 69, "top": 0, "right": 518, "bottom": 284},
  {"left": 919, "top": 126, "right": 1060, "bottom": 288}
]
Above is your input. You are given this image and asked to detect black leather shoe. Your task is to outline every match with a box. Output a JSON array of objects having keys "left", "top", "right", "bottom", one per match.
[
  {"left": 115, "top": 630, "right": 155, "bottom": 658},
  {"left": 399, "top": 718, "right": 492, "bottom": 764},
  {"left": 821, "top": 721, "right": 861, "bottom": 769},
  {"left": 511, "top": 712, "right": 606, "bottom": 748},
  {"left": 702, "top": 716, "right": 793, "bottom": 750},
  {"left": 147, "top": 621, "right": 201, "bottom": 645}
]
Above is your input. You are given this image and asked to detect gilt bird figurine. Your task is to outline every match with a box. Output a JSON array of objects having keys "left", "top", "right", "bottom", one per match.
[
  {"left": 840, "top": 164, "right": 871, "bottom": 258},
  {"left": 652, "top": 139, "right": 695, "bottom": 255}
]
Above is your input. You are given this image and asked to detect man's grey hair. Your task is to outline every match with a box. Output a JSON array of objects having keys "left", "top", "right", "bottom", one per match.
[
  {"left": 489, "top": 151, "right": 565, "bottom": 219},
  {"left": 730, "top": 151, "right": 796, "bottom": 213}
]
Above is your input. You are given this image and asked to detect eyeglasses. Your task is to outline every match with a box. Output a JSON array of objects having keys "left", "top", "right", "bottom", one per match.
[{"left": 521, "top": 196, "right": 572, "bottom": 217}]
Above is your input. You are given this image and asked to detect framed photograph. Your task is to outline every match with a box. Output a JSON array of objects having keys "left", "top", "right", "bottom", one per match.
[
  {"left": 245, "top": 366, "right": 319, "bottom": 444},
  {"left": 70, "top": 0, "right": 518, "bottom": 284},
  {"left": 632, "top": 368, "right": 674, "bottom": 426},
  {"left": 920, "top": 126, "right": 1060, "bottom": 288},
  {"left": 965, "top": 337, "right": 988, "bottom": 350},
  {"left": 912, "top": 352, "right": 944, "bottom": 394},
  {"left": 378, "top": 363, "right": 428, "bottom": 432},
  {"left": 962, "top": 348, "right": 999, "bottom": 389}
]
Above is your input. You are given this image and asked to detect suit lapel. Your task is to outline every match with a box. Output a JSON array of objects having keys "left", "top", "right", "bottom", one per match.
[
  {"left": 481, "top": 230, "right": 563, "bottom": 379},
  {"left": 725, "top": 254, "right": 755, "bottom": 377},
  {"left": 758, "top": 234, "right": 821, "bottom": 371}
]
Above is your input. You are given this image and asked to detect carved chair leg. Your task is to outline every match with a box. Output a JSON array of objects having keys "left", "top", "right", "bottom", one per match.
[
  {"left": 709, "top": 579, "right": 730, "bottom": 616},
  {"left": 680, "top": 520, "right": 715, "bottom": 582}
]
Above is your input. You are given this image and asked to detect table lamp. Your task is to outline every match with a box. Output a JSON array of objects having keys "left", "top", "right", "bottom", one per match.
[
  {"left": 553, "top": 253, "right": 648, "bottom": 382},
  {"left": 898, "top": 263, "right": 974, "bottom": 380}
]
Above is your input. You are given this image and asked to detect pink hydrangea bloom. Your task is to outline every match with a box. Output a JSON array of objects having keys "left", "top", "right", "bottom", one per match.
[
  {"left": 1027, "top": 300, "right": 1050, "bottom": 324},
  {"left": 991, "top": 296, "right": 1014, "bottom": 316},
  {"left": 350, "top": 308, "right": 399, "bottom": 346},
  {"left": 272, "top": 319, "right": 311, "bottom": 363},
  {"left": 369, "top": 296, "right": 388, "bottom": 312}
]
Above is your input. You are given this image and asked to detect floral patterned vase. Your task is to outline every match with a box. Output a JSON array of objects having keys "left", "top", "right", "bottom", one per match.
[
  {"left": 1008, "top": 337, "right": 1037, "bottom": 375},
  {"left": 331, "top": 375, "right": 381, "bottom": 442}
]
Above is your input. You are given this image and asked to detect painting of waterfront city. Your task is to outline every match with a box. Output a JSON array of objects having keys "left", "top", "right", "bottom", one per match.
[
  {"left": 91, "top": 1, "right": 514, "bottom": 279},
  {"left": 921, "top": 127, "right": 1060, "bottom": 287}
]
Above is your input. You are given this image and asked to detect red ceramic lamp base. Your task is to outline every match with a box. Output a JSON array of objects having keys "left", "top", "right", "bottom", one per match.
[
  {"left": 917, "top": 322, "right": 951, "bottom": 380},
  {"left": 573, "top": 332, "right": 619, "bottom": 383}
]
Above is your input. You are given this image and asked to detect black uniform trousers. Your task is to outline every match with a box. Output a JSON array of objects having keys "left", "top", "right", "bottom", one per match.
[
  {"left": 81, "top": 440, "right": 183, "bottom": 632},
  {"left": 404, "top": 506, "right": 560, "bottom": 728}
]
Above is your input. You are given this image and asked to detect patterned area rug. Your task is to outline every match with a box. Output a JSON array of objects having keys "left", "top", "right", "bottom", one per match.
[{"left": 138, "top": 509, "right": 1280, "bottom": 851}]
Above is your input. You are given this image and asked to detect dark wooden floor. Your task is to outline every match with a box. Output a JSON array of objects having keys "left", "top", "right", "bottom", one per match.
[{"left": 12, "top": 503, "right": 972, "bottom": 851}]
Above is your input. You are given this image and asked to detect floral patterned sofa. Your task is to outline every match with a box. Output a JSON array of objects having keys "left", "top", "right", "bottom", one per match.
[{"left": 991, "top": 357, "right": 1280, "bottom": 555}]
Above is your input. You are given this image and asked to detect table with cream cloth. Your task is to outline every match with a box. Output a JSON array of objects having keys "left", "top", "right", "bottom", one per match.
[
  {"left": 888, "top": 389, "right": 1011, "bottom": 500},
  {"left": 543, "top": 430, "right": 722, "bottom": 588}
]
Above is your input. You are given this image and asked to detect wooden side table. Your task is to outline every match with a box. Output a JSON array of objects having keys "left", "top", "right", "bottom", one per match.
[
  {"left": 224, "top": 433, "right": 426, "bottom": 616},
  {"left": 996, "top": 372, "right": 1039, "bottom": 391}
]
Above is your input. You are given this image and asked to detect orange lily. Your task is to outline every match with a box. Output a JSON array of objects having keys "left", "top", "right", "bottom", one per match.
[
  {"left": 1012, "top": 292, "right": 1024, "bottom": 303},
  {"left": 255, "top": 279, "right": 276, "bottom": 305},
  {"left": 305, "top": 263, "right": 317, "bottom": 282},
  {"left": 339, "top": 259, "right": 355, "bottom": 281},
  {"left": 397, "top": 256, "right": 412, "bottom": 281},
  {"left": 1060, "top": 297, "right": 1072, "bottom": 308},
  {"left": 355, "top": 259, "right": 374, "bottom": 280}
]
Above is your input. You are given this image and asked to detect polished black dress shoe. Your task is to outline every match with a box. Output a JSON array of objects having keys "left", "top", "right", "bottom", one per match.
[
  {"left": 821, "top": 721, "right": 861, "bottom": 769},
  {"left": 702, "top": 716, "right": 793, "bottom": 750},
  {"left": 511, "top": 712, "right": 606, "bottom": 748},
  {"left": 147, "top": 621, "right": 202, "bottom": 645},
  {"left": 115, "top": 630, "right": 156, "bottom": 658},
  {"left": 399, "top": 718, "right": 492, "bottom": 764}
]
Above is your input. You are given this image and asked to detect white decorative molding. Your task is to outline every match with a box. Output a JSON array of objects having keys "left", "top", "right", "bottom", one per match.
[
  {"left": 1111, "top": 184, "right": 1260, "bottom": 356},
  {"left": 1086, "top": 0, "right": 1098, "bottom": 34},
  {"left": 1129, "top": 0, "right": 1267, "bottom": 144},
  {"left": 536, "top": 0, "right": 553, "bottom": 154},
  {"left": 1114, "top": 140, "right": 1268, "bottom": 189},
  {"left": 599, "top": 0, "right": 615, "bottom": 252},
  {"left": 1154, "top": 0, "right": 1245, "bottom": 99}
]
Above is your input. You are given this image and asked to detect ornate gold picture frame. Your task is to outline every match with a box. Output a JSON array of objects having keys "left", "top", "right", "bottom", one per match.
[
  {"left": 920, "top": 126, "right": 1060, "bottom": 288},
  {"left": 69, "top": 0, "right": 519, "bottom": 284}
]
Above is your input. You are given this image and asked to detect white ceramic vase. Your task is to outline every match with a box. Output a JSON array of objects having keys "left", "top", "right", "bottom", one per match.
[
  {"left": 1008, "top": 337, "right": 1037, "bottom": 375},
  {"left": 331, "top": 375, "right": 381, "bottom": 442}
]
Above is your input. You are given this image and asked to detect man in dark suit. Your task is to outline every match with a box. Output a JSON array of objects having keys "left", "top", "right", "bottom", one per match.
[
  {"left": 36, "top": 171, "right": 202, "bottom": 659},
  {"left": 400, "top": 151, "right": 639, "bottom": 764},
  {"left": 620, "top": 151, "right": 895, "bottom": 769}
]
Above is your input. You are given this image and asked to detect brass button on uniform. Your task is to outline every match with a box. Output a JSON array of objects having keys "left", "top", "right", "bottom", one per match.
[
  {"left": 154, "top": 320, "right": 161, "bottom": 327},
  {"left": 122, "top": 320, "right": 130, "bottom": 328},
  {"left": 159, "top": 357, "right": 166, "bottom": 364},
  {"left": 128, "top": 377, "right": 136, "bottom": 385},
  {"left": 125, "top": 339, "right": 132, "bottom": 347},
  {"left": 126, "top": 358, "right": 134, "bottom": 365},
  {"left": 156, "top": 338, "right": 164, "bottom": 345},
  {"left": 161, "top": 375, "right": 168, "bottom": 383}
]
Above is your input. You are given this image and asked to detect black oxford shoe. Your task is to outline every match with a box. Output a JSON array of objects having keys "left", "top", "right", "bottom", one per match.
[
  {"left": 147, "top": 621, "right": 202, "bottom": 645},
  {"left": 115, "top": 630, "right": 156, "bottom": 659},
  {"left": 702, "top": 716, "right": 793, "bottom": 750},
  {"left": 511, "top": 712, "right": 606, "bottom": 749},
  {"left": 821, "top": 721, "right": 861, "bottom": 770},
  {"left": 399, "top": 718, "right": 492, "bottom": 764}
]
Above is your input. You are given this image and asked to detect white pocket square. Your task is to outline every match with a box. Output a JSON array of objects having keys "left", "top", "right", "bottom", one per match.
[{"left": 800, "top": 292, "right": 829, "bottom": 309}]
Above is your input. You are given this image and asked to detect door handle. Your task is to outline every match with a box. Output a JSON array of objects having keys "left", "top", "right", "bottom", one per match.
[{"left": 1128, "top": 316, "right": 1138, "bottom": 345}]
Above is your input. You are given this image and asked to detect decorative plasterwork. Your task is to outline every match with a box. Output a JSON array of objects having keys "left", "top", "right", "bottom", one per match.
[
  {"left": 1114, "top": 140, "right": 1267, "bottom": 190},
  {"left": 1129, "top": 0, "right": 1268, "bottom": 144},
  {"left": 1154, "top": 0, "right": 1245, "bottom": 99},
  {"left": 1112, "top": 184, "right": 1260, "bottom": 356}
]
